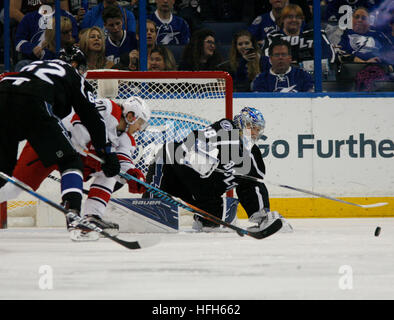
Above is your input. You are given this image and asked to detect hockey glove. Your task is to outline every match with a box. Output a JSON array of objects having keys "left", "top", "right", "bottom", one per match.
[
  {"left": 97, "top": 144, "right": 121, "bottom": 177},
  {"left": 126, "top": 168, "right": 146, "bottom": 193}
]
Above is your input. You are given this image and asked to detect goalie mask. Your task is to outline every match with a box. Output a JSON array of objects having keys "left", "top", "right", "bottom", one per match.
[
  {"left": 121, "top": 96, "right": 151, "bottom": 131},
  {"left": 234, "top": 107, "right": 265, "bottom": 145}
]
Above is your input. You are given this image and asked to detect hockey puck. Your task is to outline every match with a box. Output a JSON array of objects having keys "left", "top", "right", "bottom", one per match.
[{"left": 374, "top": 227, "right": 381, "bottom": 237}]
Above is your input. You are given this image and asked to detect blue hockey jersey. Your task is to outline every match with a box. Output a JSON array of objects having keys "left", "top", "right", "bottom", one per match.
[
  {"left": 324, "top": 0, "right": 381, "bottom": 22},
  {"left": 15, "top": 9, "right": 79, "bottom": 60},
  {"left": 338, "top": 29, "right": 393, "bottom": 64},
  {"left": 81, "top": 3, "right": 136, "bottom": 33},
  {"left": 105, "top": 31, "right": 138, "bottom": 65},
  {"left": 248, "top": 11, "right": 279, "bottom": 43},
  {"left": 263, "top": 29, "right": 336, "bottom": 65},
  {"left": 251, "top": 67, "right": 314, "bottom": 92},
  {"left": 148, "top": 11, "right": 191, "bottom": 45}
]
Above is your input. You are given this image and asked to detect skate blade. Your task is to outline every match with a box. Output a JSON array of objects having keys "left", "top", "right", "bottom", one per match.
[{"left": 69, "top": 229, "right": 100, "bottom": 242}]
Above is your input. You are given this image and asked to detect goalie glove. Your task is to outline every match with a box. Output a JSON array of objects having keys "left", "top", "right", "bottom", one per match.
[
  {"left": 125, "top": 168, "right": 146, "bottom": 194},
  {"left": 182, "top": 139, "right": 219, "bottom": 178}
]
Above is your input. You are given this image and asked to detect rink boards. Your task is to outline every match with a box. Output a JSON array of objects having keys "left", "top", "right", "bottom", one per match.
[{"left": 233, "top": 96, "right": 394, "bottom": 218}]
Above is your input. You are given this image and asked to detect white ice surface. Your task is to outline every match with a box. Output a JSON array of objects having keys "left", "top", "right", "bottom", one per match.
[{"left": 1, "top": 218, "right": 394, "bottom": 300}]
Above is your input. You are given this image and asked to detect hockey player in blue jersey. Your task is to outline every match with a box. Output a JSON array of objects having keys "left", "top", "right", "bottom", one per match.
[
  {"left": 148, "top": 0, "right": 191, "bottom": 45},
  {"left": 102, "top": 5, "right": 138, "bottom": 65},
  {"left": 252, "top": 39, "right": 314, "bottom": 92}
]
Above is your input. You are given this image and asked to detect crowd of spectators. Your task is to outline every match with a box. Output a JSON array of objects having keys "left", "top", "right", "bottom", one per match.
[{"left": 0, "top": 0, "right": 393, "bottom": 92}]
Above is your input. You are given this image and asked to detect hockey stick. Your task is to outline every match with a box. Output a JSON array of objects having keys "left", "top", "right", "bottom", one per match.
[
  {"left": 214, "top": 168, "right": 388, "bottom": 209},
  {"left": 83, "top": 151, "right": 282, "bottom": 240},
  {"left": 0, "top": 171, "right": 158, "bottom": 250}
]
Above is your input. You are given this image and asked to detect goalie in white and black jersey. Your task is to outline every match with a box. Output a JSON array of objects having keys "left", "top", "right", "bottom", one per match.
[{"left": 145, "top": 107, "right": 292, "bottom": 233}]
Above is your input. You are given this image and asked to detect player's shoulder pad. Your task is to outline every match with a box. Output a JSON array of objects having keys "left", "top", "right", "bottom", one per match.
[{"left": 211, "top": 118, "right": 236, "bottom": 131}]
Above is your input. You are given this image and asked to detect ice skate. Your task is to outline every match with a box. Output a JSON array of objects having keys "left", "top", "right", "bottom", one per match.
[
  {"left": 67, "top": 214, "right": 119, "bottom": 242},
  {"left": 66, "top": 211, "right": 99, "bottom": 242},
  {"left": 83, "top": 214, "right": 120, "bottom": 237}
]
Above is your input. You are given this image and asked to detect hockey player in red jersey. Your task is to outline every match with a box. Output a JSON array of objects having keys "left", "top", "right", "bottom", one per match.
[
  {"left": 0, "top": 96, "right": 151, "bottom": 239},
  {"left": 69, "top": 96, "right": 150, "bottom": 237}
]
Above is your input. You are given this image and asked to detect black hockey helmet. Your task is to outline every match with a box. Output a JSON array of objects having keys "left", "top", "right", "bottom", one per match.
[{"left": 59, "top": 45, "right": 87, "bottom": 74}]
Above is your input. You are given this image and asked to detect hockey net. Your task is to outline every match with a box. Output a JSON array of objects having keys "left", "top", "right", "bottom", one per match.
[{"left": 0, "top": 70, "right": 233, "bottom": 228}]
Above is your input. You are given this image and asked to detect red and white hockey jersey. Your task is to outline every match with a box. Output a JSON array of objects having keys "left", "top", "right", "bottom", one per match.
[{"left": 66, "top": 98, "right": 138, "bottom": 180}]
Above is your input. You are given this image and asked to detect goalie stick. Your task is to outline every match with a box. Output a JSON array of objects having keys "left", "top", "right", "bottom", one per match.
[
  {"left": 214, "top": 168, "right": 388, "bottom": 209},
  {"left": 0, "top": 171, "right": 158, "bottom": 250},
  {"left": 83, "top": 151, "right": 283, "bottom": 240}
]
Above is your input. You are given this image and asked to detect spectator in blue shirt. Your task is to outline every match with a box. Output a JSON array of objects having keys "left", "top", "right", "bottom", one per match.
[
  {"left": 252, "top": 39, "right": 314, "bottom": 92},
  {"left": 14, "top": 0, "right": 79, "bottom": 71},
  {"left": 148, "top": 0, "right": 191, "bottom": 45},
  {"left": 338, "top": 7, "right": 393, "bottom": 65},
  {"left": 80, "top": 0, "right": 136, "bottom": 33},
  {"left": 102, "top": 5, "right": 137, "bottom": 65},
  {"left": 324, "top": 0, "right": 380, "bottom": 23},
  {"left": 248, "top": 0, "right": 289, "bottom": 47},
  {"left": 263, "top": 4, "right": 336, "bottom": 74}
]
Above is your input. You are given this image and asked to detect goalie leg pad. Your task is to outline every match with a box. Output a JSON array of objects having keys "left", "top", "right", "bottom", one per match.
[{"left": 103, "top": 198, "right": 179, "bottom": 233}]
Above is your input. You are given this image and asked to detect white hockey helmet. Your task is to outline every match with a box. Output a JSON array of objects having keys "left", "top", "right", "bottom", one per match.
[{"left": 121, "top": 96, "right": 151, "bottom": 130}]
